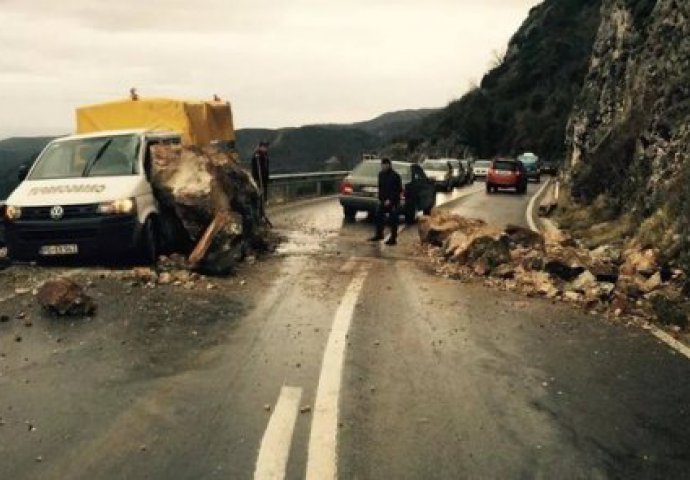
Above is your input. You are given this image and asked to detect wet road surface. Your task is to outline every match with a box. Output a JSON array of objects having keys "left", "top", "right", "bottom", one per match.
[{"left": 1, "top": 179, "right": 689, "bottom": 479}]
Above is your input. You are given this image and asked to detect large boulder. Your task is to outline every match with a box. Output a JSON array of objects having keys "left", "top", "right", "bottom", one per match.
[
  {"left": 419, "top": 211, "right": 486, "bottom": 246},
  {"left": 37, "top": 278, "right": 96, "bottom": 316},
  {"left": 150, "top": 145, "right": 270, "bottom": 275},
  {"left": 504, "top": 225, "right": 545, "bottom": 250},
  {"left": 444, "top": 225, "right": 504, "bottom": 261},
  {"left": 620, "top": 248, "right": 659, "bottom": 278}
]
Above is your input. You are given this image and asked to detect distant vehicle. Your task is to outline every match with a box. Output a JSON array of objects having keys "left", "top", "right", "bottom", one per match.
[
  {"left": 421, "top": 159, "right": 453, "bottom": 192},
  {"left": 459, "top": 159, "right": 475, "bottom": 184},
  {"left": 541, "top": 160, "right": 559, "bottom": 175},
  {"left": 361, "top": 153, "right": 381, "bottom": 162},
  {"left": 339, "top": 160, "right": 436, "bottom": 223},
  {"left": 517, "top": 152, "right": 541, "bottom": 183},
  {"left": 486, "top": 158, "right": 528, "bottom": 194},
  {"left": 447, "top": 159, "right": 465, "bottom": 187},
  {"left": 473, "top": 159, "right": 491, "bottom": 178}
]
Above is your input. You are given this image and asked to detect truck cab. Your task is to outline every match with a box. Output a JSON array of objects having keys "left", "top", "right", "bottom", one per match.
[{"left": 3, "top": 129, "right": 180, "bottom": 262}]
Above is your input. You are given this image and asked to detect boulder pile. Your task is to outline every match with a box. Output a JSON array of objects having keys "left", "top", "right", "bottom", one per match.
[
  {"left": 420, "top": 210, "right": 688, "bottom": 330},
  {"left": 150, "top": 144, "right": 274, "bottom": 275}
]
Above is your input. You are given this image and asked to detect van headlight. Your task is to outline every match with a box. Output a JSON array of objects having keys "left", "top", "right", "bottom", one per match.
[
  {"left": 5, "top": 205, "right": 22, "bottom": 221},
  {"left": 98, "top": 198, "right": 136, "bottom": 215}
]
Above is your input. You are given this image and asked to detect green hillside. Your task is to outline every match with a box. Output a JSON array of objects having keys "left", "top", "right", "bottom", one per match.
[
  {"left": 406, "top": 0, "right": 602, "bottom": 161},
  {"left": 236, "top": 109, "right": 437, "bottom": 173}
]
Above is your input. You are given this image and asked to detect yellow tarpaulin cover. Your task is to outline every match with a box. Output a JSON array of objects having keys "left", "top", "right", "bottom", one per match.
[{"left": 76, "top": 97, "right": 235, "bottom": 146}]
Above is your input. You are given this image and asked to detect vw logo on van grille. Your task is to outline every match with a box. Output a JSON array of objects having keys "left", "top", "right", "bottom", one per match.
[{"left": 50, "top": 205, "right": 65, "bottom": 220}]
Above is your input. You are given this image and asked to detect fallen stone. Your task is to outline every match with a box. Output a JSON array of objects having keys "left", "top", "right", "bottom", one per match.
[
  {"left": 419, "top": 211, "right": 486, "bottom": 246},
  {"left": 504, "top": 225, "right": 545, "bottom": 250},
  {"left": 570, "top": 270, "right": 597, "bottom": 293},
  {"left": 132, "top": 267, "right": 158, "bottom": 283},
  {"left": 473, "top": 258, "right": 490, "bottom": 276},
  {"left": 36, "top": 278, "right": 96, "bottom": 316},
  {"left": 491, "top": 263, "right": 516, "bottom": 279},
  {"left": 545, "top": 260, "right": 585, "bottom": 282},
  {"left": 590, "top": 245, "right": 623, "bottom": 264},
  {"left": 640, "top": 272, "right": 663, "bottom": 294},
  {"left": 621, "top": 248, "right": 658, "bottom": 278}
]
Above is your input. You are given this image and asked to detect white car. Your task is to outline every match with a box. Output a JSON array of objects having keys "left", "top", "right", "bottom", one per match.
[
  {"left": 473, "top": 159, "right": 491, "bottom": 177},
  {"left": 421, "top": 159, "right": 453, "bottom": 192}
]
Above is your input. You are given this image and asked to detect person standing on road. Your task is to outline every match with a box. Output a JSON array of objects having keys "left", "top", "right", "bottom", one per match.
[
  {"left": 251, "top": 141, "right": 270, "bottom": 203},
  {"left": 369, "top": 158, "right": 402, "bottom": 246}
]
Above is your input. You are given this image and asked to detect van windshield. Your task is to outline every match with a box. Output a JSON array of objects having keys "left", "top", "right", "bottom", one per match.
[{"left": 29, "top": 135, "right": 140, "bottom": 180}]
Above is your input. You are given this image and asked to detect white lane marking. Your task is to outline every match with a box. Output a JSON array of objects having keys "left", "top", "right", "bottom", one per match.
[
  {"left": 437, "top": 184, "right": 485, "bottom": 210},
  {"left": 254, "top": 386, "right": 303, "bottom": 480},
  {"left": 339, "top": 257, "right": 364, "bottom": 273},
  {"left": 648, "top": 325, "right": 690, "bottom": 360},
  {"left": 306, "top": 266, "right": 370, "bottom": 480},
  {"left": 526, "top": 179, "right": 553, "bottom": 232}
]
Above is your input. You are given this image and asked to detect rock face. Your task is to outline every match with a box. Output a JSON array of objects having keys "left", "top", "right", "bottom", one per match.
[
  {"left": 37, "top": 278, "right": 96, "bottom": 316},
  {"left": 566, "top": 0, "right": 690, "bottom": 265},
  {"left": 150, "top": 144, "right": 270, "bottom": 275}
]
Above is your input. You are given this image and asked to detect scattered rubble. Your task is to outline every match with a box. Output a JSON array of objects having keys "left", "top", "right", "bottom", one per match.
[
  {"left": 421, "top": 210, "right": 689, "bottom": 330},
  {"left": 36, "top": 278, "right": 96, "bottom": 316}
]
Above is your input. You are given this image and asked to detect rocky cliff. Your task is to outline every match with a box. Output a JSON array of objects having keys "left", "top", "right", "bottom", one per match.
[
  {"left": 564, "top": 0, "right": 689, "bottom": 266},
  {"left": 405, "top": 0, "right": 602, "bottom": 161}
]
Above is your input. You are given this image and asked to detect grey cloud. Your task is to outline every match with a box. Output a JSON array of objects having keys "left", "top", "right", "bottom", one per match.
[{"left": 0, "top": 0, "right": 542, "bottom": 136}]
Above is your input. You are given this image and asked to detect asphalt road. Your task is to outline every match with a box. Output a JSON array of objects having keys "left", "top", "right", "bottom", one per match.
[{"left": 1, "top": 179, "right": 689, "bottom": 479}]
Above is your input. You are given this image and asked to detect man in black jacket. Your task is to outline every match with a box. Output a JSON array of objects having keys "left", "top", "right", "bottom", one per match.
[
  {"left": 251, "top": 141, "right": 270, "bottom": 202},
  {"left": 369, "top": 158, "right": 402, "bottom": 246}
]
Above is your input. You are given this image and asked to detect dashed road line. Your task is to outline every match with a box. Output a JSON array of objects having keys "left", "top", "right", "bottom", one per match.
[
  {"left": 306, "top": 265, "right": 370, "bottom": 480},
  {"left": 254, "top": 386, "right": 303, "bottom": 480}
]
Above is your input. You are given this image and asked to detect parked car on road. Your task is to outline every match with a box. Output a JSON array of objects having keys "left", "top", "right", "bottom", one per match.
[
  {"left": 473, "top": 159, "right": 491, "bottom": 178},
  {"left": 339, "top": 160, "right": 436, "bottom": 223},
  {"left": 486, "top": 158, "right": 528, "bottom": 194},
  {"left": 421, "top": 159, "right": 453, "bottom": 192},
  {"left": 517, "top": 152, "right": 541, "bottom": 183},
  {"left": 541, "top": 160, "right": 559, "bottom": 175}
]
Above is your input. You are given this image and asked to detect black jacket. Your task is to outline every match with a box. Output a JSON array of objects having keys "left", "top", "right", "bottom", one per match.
[
  {"left": 378, "top": 168, "right": 403, "bottom": 205},
  {"left": 251, "top": 150, "right": 269, "bottom": 183}
]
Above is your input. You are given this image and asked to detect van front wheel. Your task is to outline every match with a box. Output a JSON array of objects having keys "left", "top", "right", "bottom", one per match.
[{"left": 139, "top": 216, "right": 159, "bottom": 265}]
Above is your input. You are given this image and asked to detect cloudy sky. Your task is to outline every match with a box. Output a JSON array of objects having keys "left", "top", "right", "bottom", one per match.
[{"left": 0, "top": 0, "right": 540, "bottom": 137}]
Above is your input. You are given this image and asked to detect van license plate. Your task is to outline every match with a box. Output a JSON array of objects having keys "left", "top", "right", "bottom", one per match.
[
  {"left": 40, "top": 244, "right": 79, "bottom": 256},
  {"left": 362, "top": 187, "right": 378, "bottom": 193}
]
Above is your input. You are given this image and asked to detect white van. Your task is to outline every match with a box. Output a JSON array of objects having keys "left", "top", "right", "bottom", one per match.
[{"left": 3, "top": 129, "right": 180, "bottom": 262}]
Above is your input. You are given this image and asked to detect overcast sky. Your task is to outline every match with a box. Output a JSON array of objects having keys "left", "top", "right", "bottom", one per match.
[{"left": 0, "top": 0, "right": 540, "bottom": 137}]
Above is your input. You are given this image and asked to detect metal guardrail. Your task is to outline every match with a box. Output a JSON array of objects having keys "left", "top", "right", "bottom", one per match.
[{"left": 268, "top": 171, "right": 349, "bottom": 203}]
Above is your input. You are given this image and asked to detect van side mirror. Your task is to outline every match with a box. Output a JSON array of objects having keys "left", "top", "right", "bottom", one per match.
[{"left": 17, "top": 165, "right": 29, "bottom": 181}]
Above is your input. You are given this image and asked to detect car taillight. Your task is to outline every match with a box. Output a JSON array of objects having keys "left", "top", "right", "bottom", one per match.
[{"left": 340, "top": 181, "right": 353, "bottom": 195}]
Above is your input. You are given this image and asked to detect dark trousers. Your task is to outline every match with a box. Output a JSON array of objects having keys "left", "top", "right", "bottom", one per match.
[
  {"left": 375, "top": 203, "right": 400, "bottom": 239},
  {"left": 253, "top": 173, "right": 269, "bottom": 201}
]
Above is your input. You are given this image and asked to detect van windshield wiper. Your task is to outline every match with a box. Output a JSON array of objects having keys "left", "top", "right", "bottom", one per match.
[{"left": 83, "top": 139, "right": 113, "bottom": 177}]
